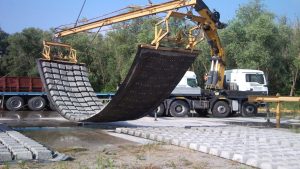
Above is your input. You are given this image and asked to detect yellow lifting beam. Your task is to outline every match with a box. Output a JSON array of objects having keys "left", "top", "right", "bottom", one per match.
[{"left": 42, "top": 41, "right": 77, "bottom": 63}]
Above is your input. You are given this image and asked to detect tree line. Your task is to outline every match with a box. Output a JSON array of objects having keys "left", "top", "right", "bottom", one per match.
[{"left": 0, "top": 0, "right": 299, "bottom": 95}]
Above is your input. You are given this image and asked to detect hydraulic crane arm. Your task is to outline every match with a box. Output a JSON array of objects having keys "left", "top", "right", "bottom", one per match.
[{"left": 194, "top": 0, "right": 227, "bottom": 89}]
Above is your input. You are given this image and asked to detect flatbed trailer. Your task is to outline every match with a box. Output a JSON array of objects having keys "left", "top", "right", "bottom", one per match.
[
  {"left": 0, "top": 91, "right": 114, "bottom": 111},
  {"left": 0, "top": 76, "right": 114, "bottom": 111}
]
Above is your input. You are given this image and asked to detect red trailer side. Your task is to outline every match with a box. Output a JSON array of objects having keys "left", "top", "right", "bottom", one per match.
[{"left": 0, "top": 76, "right": 43, "bottom": 92}]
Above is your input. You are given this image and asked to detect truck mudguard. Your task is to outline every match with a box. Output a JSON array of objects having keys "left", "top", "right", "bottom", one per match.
[{"left": 37, "top": 45, "right": 198, "bottom": 122}]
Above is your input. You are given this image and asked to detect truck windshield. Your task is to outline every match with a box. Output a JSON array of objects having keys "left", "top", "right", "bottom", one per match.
[
  {"left": 245, "top": 74, "right": 265, "bottom": 84},
  {"left": 187, "top": 78, "right": 198, "bottom": 87}
]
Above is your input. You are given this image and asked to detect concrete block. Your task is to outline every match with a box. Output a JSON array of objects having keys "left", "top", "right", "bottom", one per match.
[
  {"left": 13, "top": 151, "right": 32, "bottom": 160},
  {"left": 134, "top": 131, "right": 141, "bottom": 137},
  {"left": 220, "top": 150, "right": 234, "bottom": 159},
  {"left": 115, "top": 128, "right": 122, "bottom": 133},
  {"left": 128, "top": 130, "right": 135, "bottom": 136},
  {"left": 171, "top": 139, "right": 180, "bottom": 146},
  {"left": 42, "top": 62, "right": 51, "bottom": 67},
  {"left": 163, "top": 137, "right": 172, "bottom": 144},
  {"left": 74, "top": 71, "right": 81, "bottom": 76},
  {"left": 149, "top": 134, "right": 157, "bottom": 140},
  {"left": 50, "top": 62, "right": 58, "bottom": 68},
  {"left": 198, "top": 145, "right": 210, "bottom": 153},
  {"left": 189, "top": 143, "right": 199, "bottom": 150},
  {"left": 73, "top": 65, "right": 80, "bottom": 70},
  {"left": 32, "top": 149, "right": 52, "bottom": 160},
  {"left": 141, "top": 133, "right": 150, "bottom": 139},
  {"left": 179, "top": 140, "right": 190, "bottom": 148},
  {"left": 156, "top": 135, "right": 164, "bottom": 142},
  {"left": 209, "top": 147, "right": 221, "bottom": 156},
  {"left": 277, "top": 165, "right": 294, "bottom": 169},
  {"left": 232, "top": 153, "right": 253, "bottom": 163},
  {"left": 8, "top": 145, "right": 25, "bottom": 150},
  {"left": 0, "top": 152, "right": 12, "bottom": 161}
]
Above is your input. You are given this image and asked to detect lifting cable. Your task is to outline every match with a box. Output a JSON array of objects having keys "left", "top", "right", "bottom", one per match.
[{"left": 74, "top": 0, "right": 87, "bottom": 28}]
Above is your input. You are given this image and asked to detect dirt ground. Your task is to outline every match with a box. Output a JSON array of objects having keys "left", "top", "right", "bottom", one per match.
[{"left": 0, "top": 128, "right": 253, "bottom": 169}]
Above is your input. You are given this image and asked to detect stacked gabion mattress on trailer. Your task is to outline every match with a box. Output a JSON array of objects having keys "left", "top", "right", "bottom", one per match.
[{"left": 37, "top": 45, "right": 198, "bottom": 122}]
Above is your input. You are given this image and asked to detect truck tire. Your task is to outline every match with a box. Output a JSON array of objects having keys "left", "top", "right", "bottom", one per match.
[
  {"left": 169, "top": 100, "right": 189, "bottom": 117},
  {"left": 212, "top": 101, "right": 230, "bottom": 118},
  {"left": 28, "top": 96, "right": 46, "bottom": 111},
  {"left": 5, "top": 96, "right": 24, "bottom": 111},
  {"left": 241, "top": 102, "right": 257, "bottom": 117},
  {"left": 149, "top": 103, "right": 165, "bottom": 117}
]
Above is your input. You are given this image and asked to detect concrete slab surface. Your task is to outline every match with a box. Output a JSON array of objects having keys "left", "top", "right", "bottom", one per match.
[{"left": 116, "top": 126, "right": 300, "bottom": 169}]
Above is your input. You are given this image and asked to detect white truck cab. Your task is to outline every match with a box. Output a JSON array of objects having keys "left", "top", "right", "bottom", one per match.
[
  {"left": 224, "top": 69, "right": 268, "bottom": 94},
  {"left": 176, "top": 71, "right": 198, "bottom": 88}
]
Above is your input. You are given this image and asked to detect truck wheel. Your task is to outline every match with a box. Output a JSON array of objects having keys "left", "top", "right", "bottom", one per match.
[
  {"left": 212, "top": 101, "right": 230, "bottom": 118},
  {"left": 149, "top": 103, "right": 165, "bottom": 117},
  {"left": 28, "top": 96, "right": 46, "bottom": 111},
  {"left": 5, "top": 96, "right": 24, "bottom": 111},
  {"left": 241, "top": 102, "right": 257, "bottom": 117},
  {"left": 169, "top": 100, "right": 189, "bottom": 117}
]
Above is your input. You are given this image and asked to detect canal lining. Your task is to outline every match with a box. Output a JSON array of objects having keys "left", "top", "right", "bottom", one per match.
[{"left": 37, "top": 45, "right": 198, "bottom": 122}]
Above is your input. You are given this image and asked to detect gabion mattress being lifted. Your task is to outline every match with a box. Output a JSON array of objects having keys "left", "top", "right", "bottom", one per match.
[{"left": 37, "top": 45, "right": 198, "bottom": 122}]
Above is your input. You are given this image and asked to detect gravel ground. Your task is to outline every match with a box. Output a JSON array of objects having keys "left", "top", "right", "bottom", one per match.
[{"left": 0, "top": 127, "right": 253, "bottom": 169}]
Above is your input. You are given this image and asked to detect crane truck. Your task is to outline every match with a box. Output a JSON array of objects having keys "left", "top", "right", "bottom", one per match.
[{"left": 151, "top": 69, "right": 268, "bottom": 118}]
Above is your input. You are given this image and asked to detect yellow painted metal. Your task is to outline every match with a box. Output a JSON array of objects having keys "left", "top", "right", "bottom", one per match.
[
  {"left": 248, "top": 96, "right": 300, "bottom": 102},
  {"left": 55, "top": 0, "right": 198, "bottom": 38},
  {"left": 258, "top": 108, "right": 300, "bottom": 114},
  {"left": 276, "top": 102, "right": 281, "bottom": 128},
  {"left": 151, "top": 11, "right": 206, "bottom": 50},
  {"left": 197, "top": 9, "right": 225, "bottom": 89},
  {"left": 186, "top": 25, "right": 205, "bottom": 51},
  {"left": 42, "top": 41, "right": 77, "bottom": 63},
  {"left": 249, "top": 95, "right": 300, "bottom": 128}
]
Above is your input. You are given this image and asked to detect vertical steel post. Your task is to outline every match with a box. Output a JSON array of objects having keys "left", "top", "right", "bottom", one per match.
[
  {"left": 266, "top": 103, "right": 270, "bottom": 123},
  {"left": 276, "top": 101, "right": 281, "bottom": 128}
]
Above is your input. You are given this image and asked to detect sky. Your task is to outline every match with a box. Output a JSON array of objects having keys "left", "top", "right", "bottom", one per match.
[{"left": 0, "top": 0, "right": 299, "bottom": 34}]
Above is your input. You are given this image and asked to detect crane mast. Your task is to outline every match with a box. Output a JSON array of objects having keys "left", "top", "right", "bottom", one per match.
[{"left": 49, "top": 0, "right": 226, "bottom": 90}]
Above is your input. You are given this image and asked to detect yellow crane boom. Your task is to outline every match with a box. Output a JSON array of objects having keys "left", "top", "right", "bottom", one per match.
[
  {"left": 55, "top": 0, "right": 198, "bottom": 37},
  {"left": 52, "top": 0, "right": 226, "bottom": 89}
]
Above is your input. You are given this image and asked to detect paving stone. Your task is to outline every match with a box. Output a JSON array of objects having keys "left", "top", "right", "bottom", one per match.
[
  {"left": 13, "top": 150, "right": 32, "bottom": 160},
  {"left": 220, "top": 150, "right": 234, "bottom": 159},
  {"left": 116, "top": 126, "right": 300, "bottom": 169},
  {"left": 171, "top": 138, "right": 181, "bottom": 146},
  {"left": 189, "top": 143, "right": 199, "bottom": 150},
  {"left": 149, "top": 134, "right": 157, "bottom": 140},
  {"left": 128, "top": 130, "right": 135, "bottom": 136},
  {"left": 115, "top": 128, "right": 122, "bottom": 133},
  {"left": 198, "top": 145, "right": 210, "bottom": 153},
  {"left": 141, "top": 132, "right": 150, "bottom": 139},
  {"left": 209, "top": 147, "right": 221, "bottom": 156},
  {"left": 32, "top": 149, "right": 52, "bottom": 160},
  {"left": 134, "top": 131, "right": 142, "bottom": 137}
]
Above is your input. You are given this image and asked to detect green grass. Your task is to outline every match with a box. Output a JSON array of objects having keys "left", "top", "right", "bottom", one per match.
[
  {"left": 264, "top": 102, "right": 300, "bottom": 118},
  {"left": 96, "top": 155, "right": 115, "bottom": 169}
]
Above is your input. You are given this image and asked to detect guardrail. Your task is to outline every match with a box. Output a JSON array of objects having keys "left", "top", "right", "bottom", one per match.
[{"left": 249, "top": 96, "right": 300, "bottom": 128}]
